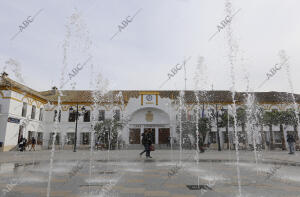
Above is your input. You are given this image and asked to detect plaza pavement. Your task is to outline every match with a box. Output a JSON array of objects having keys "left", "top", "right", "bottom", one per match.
[
  {"left": 0, "top": 149, "right": 300, "bottom": 165},
  {"left": 0, "top": 150, "right": 300, "bottom": 197}
]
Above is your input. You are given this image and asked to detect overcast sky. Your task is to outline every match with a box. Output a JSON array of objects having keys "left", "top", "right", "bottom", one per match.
[{"left": 1, "top": 0, "right": 300, "bottom": 93}]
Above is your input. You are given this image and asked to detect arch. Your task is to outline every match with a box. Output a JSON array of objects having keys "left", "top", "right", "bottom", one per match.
[
  {"left": 129, "top": 107, "right": 170, "bottom": 125},
  {"left": 21, "top": 96, "right": 30, "bottom": 104}
]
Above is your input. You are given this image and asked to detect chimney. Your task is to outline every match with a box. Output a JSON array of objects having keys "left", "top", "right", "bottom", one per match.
[
  {"left": 1, "top": 72, "right": 8, "bottom": 78},
  {"left": 52, "top": 86, "right": 58, "bottom": 95}
]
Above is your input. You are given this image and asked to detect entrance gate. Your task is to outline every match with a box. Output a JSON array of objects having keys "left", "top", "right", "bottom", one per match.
[{"left": 129, "top": 129, "right": 141, "bottom": 144}]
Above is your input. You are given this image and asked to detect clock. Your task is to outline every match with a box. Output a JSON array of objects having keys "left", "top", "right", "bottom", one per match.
[{"left": 146, "top": 95, "right": 153, "bottom": 101}]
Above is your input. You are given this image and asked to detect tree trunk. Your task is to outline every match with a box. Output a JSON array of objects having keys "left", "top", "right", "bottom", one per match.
[
  {"left": 280, "top": 124, "right": 286, "bottom": 150},
  {"left": 269, "top": 124, "right": 274, "bottom": 150},
  {"left": 261, "top": 124, "right": 267, "bottom": 150},
  {"left": 242, "top": 124, "right": 248, "bottom": 150},
  {"left": 226, "top": 125, "right": 229, "bottom": 150}
]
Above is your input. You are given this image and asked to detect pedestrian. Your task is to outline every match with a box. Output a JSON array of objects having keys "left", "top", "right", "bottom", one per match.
[
  {"left": 197, "top": 134, "right": 205, "bottom": 153},
  {"left": 287, "top": 134, "right": 296, "bottom": 154},
  {"left": 19, "top": 137, "right": 26, "bottom": 151},
  {"left": 18, "top": 136, "right": 24, "bottom": 151},
  {"left": 145, "top": 131, "right": 153, "bottom": 158},
  {"left": 167, "top": 136, "right": 171, "bottom": 147},
  {"left": 30, "top": 137, "right": 36, "bottom": 151},
  {"left": 140, "top": 131, "right": 147, "bottom": 157},
  {"left": 24, "top": 138, "right": 28, "bottom": 151}
]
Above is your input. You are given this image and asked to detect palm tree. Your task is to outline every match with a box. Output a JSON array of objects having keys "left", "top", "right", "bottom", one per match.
[
  {"left": 278, "top": 110, "right": 298, "bottom": 150},
  {"left": 236, "top": 108, "right": 247, "bottom": 149},
  {"left": 198, "top": 117, "right": 211, "bottom": 145},
  {"left": 262, "top": 110, "right": 279, "bottom": 150},
  {"left": 256, "top": 107, "right": 267, "bottom": 149},
  {"left": 176, "top": 117, "right": 211, "bottom": 149},
  {"left": 219, "top": 109, "right": 234, "bottom": 149}
]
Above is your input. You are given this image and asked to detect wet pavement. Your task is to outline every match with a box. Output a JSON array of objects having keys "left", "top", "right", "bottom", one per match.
[{"left": 0, "top": 150, "right": 300, "bottom": 197}]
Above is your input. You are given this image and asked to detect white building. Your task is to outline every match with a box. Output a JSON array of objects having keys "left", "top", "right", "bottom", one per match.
[{"left": 0, "top": 73, "right": 299, "bottom": 151}]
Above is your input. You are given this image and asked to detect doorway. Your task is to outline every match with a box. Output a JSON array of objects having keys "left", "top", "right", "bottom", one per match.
[
  {"left": 129, "top": 129, "right": 141, "bottom": 144},
  {"left": 159, "top": 128, "right": 170, "bottom": 144}
]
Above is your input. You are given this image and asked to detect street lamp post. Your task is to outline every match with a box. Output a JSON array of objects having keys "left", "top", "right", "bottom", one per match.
[
  {"left": 69, "top": 104, "right": 86, "bottom": 152},
  {"left": 215, "top": 104, "right": 221, "bottom": 151},
  {"left": 221, "top": 108, "right": 229, "bottom": 150}
]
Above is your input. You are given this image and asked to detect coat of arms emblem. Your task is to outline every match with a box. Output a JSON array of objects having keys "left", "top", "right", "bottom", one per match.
[{"left": 145, "top": 111, "right": 153, "bottom": 122}]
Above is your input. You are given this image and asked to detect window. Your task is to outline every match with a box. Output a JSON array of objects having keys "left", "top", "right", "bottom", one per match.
[
  {"left": 49, "top": 133, "right": 60, "bottom": 145},
  {"left": 28, "top": 131, "right": 34, "bottom": 139},
  {"left": 37, "top": 132, "right": 43, "bottom": 145},
  {"left": 31, "top": 105, "right": 36, "bottom": 119},
  {"left": 81, "top": 133, "right": 90, "bottom": 145},
  {"left": 39, "top": 108, "right": 44, "bottom": 121},
  {"left": 0, "top": 104, "right": 2, "bottom": 113},
  {"left": 98, "top": 110, "right": 105, "bottom": 121},
  {"left": 53, "top": 110, "right": 61, "bottom": 122},
  {"left": 66, "top": 133, "right": 75, "bottom": 145},
  {"left": 113, "top": 109, "right": 120, "bottom": 121},
  {"left": 84, "top": 110, "right": 90, "bottom": 122},
  {"left": 22, "top": 102, "right": 27, "bottom": 117},
  {"left": 69, "top": 111, "right": 76, "bottom": 122}
]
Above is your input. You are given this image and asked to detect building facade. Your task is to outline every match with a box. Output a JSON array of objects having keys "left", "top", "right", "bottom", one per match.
[{"left": 1, "top": 74, "right": 300, "bottom": 151}]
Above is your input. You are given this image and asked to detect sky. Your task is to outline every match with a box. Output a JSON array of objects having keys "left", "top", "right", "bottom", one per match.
[{"left": 0, "top": 0, "right": 300, "bottom": 93}]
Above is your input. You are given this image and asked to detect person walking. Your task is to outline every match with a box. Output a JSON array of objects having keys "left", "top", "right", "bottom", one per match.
[
  {"left": 18, "top": 137, "right": 23, "bottom": 151},
  {"left": 19, "top": 137, "right": 26, "bottom": 152},
  {"left": 30, "top": 137, "right": 36, "bottom": 151},
  {"left": 287, "top": 134, "right": 296, "bottom": 154},
  {"left": 23, "top": 137, "right": 28, "bottom": 151},
  {"left": 197, "top": 134, "right": 205, "bottom": 153},
  {"left": 145, "top": 131, "right": 153, "bottom": 159},
  {"left": 167, "top": 136, "right": 171, "bottom": 147},
  {"left": 140, "top": 131, "right": 147, "bottom": 157}
]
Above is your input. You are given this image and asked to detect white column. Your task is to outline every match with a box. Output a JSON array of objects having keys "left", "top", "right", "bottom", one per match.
[
  {"left": 76, "top": 128, "right": 81, "bottom": 147},
  {"left": 284, "top": 125, "right": 289, "bottom": 150},
  {"left": 155, "top": 127, "right": 159, "bottom": 144},
  {"left": 123, "top": 126, "right": 129, "bottom": 144},
  {"left": 220, "top": 129, "right": 224, "bottom": 148}
]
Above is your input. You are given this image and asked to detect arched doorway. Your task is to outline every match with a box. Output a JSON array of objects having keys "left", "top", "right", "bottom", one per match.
[{"left": 128, "top": 107, "right": 170, "bottom": 145}]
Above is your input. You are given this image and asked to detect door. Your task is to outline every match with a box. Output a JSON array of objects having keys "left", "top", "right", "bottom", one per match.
[
  {"left": 159, "top": 128, "right": 170, "bottom": 144},
  {"left": 129, "top": 129, "right": 141, "bottom": 144},
  {"left": 144, "top": 128, "right": 155, "bottom": 144}
]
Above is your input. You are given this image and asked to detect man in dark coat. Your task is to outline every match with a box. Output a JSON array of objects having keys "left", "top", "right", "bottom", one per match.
[
  {"left": 140, "top": 131, "right": 147, "bottom": 157},
  {"left": 145, "top": 131, "right": 153, "bottom": 158},
  {"left": 287, "top": 134, "right": 296, "bottom": 154}
]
